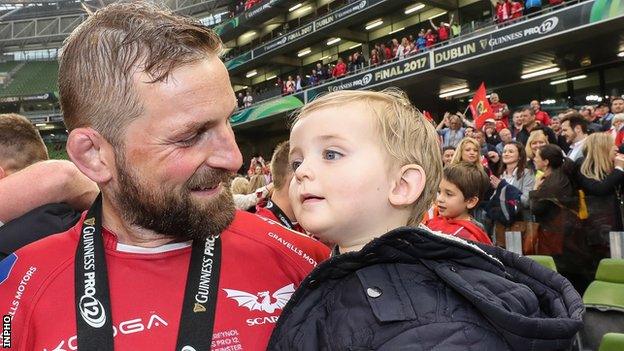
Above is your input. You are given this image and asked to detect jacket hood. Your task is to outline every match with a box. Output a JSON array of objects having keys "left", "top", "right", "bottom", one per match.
[{"left": 332, "top": 226, "right": 584, "bottom": 351}]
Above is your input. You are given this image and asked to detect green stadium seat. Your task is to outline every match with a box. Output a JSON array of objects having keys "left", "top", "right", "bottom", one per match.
[
  {"left": 595, "top": 259, "right": 624, "bottom": 284},
  {"left": 526, "top": 255, "right": 557, "bottom": 272},
  {"left": 584, "top": 281, "right": 624, "bottom": 311},
  {"left": 598, "top": 333, "right": 624, "bottom": 351}
]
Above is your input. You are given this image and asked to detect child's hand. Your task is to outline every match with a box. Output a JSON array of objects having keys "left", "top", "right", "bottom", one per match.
[{"left": 487, "top": 151, "right": 499, "bottom": 163}]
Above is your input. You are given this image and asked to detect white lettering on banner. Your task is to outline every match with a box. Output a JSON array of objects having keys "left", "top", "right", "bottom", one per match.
[
  {"left": 327, "top": 73, "right": 373, "bottom": 92},
  {"left": 267, "top": 232, "right": 318, "bottom": 266},
  {"left": 374, "top": 57, "right": 428, "bottom": 81},
  {"left": 7, "top": 266, "right": 36, "bottom": 317},
  {"left": 43, "top": 313, "right": 168, "bottom": 351},
  {"left": 488, "top": 16, "right": 559, "bottom": 49},
  {"left": 316, "top": 0, "right": 367, "bottom": 29},
  {"left": 264, "top": 37, "right": 287, "bottom": 52},
  {"left": 434, "top": 43, "right": 477, "bottom": 64}
]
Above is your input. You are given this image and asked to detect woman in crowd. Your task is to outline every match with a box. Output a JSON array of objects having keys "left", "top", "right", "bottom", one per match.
[
  {"left": 489, "top": 141, "right": 535, "bottom": 245},
  {"left": 436, "top": 113, "right": 465, "bottom": 148},
  {"left": 450, "top": 137, "right": 487, "bottom": 173},
  {"left": 525, "top": 129, "right": 549, "bottom": 173},
  {"left": 396, "top": 37, "right": 410, "bottom": 59}
]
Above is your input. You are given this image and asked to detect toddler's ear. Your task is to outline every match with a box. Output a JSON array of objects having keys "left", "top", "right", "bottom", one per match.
[{"left": 389, "top": 164, "right": 426, "bottom": 207}]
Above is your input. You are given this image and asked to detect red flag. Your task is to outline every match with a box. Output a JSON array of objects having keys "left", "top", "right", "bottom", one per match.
[{"left": 469, "top": 83, "right": 495, "bottom": 130}]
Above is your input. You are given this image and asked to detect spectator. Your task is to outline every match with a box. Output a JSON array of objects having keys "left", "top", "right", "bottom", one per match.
[
  {"left": 489, "top": 141, "right": 536, "bottom": 242},
  {"left": 414, "top": 30, "right": 425, "bottom": 50},
  {"left": 391, "top": 38, "right": 400, "bottom": 57},
  {"left": 408, "top": 41, "right": 419, "bottom": 55},
  {"left": 551, "top": 114, "right": 571, "bottom": 154},
  {"left": 436, "top": 112, "right": 465, "bottom": 148},
  {"left": 308, "top": 69, "right": 319, "bottom": 86},
  {"left": 429, "top": 14, "right": 452, "bottom": 43},
  {"left": 524, "top": 0, "right": 543, "bottom": 15},
  {"left": 450, "top": 137, "right": 488, "bottom": 175},
  {"left": 295, "top": 75, "right": 303, "bottom": 91},
  {"left": 612, "top": 113, "right": 624, "bottom": 147},
  {"left": 347, "top": 54, "right": 355, "bottom": 72},
  {"left": 525, "top": 129, "right": 549, "bottom": 173},
  {"left": 285, "top": 75, "right": 296, "bottom": 94},
  {"left": 464, "top": 126, "right": 475, "bottom": 139},
  {"left": 483, "top": 119, "right": 501, "bottom": 147},
  {"left": 602, "top": 97, "right": 624, "bottom": 131},
  {"left": 380, "top": 43, "right": 392, "bottom": 62},
  {"left": 517, "top": 107, "right": 557, "bottom": 146},
  {"left": 255, "top": 141, "right": 304, "bottom": 233},
  {"left": 425, "top": 29, "right": 437, "bottom": 48},
  {"left": 442, "top": 146, "right": 456, "bottom": 167},
  {"left": 237, "top": 92, "right": 244, "bottom": 108},
  {"left": 450, "top": 20, "right": 461, "bottom": 38},
  {"left": 492, "top": 0, "right": 511, "bottom": 23},
  {"left": 580, "top": 105, "right": 602, "bottom": 133},
  {"left": 1, "top": 4, "right": 330, "bottom": 350},
  {"left": 332, "top": 58, "right": 347, "bottom": 77},
  {"left": 495, "top": 128, "right": 513, "bottom": 154},
  {"left": 243, "top": 91, "right": 253, "bottom": 107},
  {"left": 510, "top": 110, "right": 524, "bottom": 139},
  {"left": 529, "top": 144, "right": 576, "bottom": 255},
  {"left": 352, "top": 52, "right": 364, "bottom": 70},
  {"left": 510, "top": 0, "right": 524, "bottom": 19},
  {"left": 370, "top": 48, "right": 380, "bottom": 66},
  {"left": 489, "top": 92, "right": 510, "bottom": 129},
  {"left": 530, "top": 99, "right": 552, "bottom": 126},
  {"left": 575, "top": 133, "right": 624, "bottom": 288},
  {"left": 561, "top": 113, "right": 589, "bottom": 162},
  {"left": 317, "top": 62, "right": 329, "bottom": 81},
  {"left": 270, "top": 88, "right": 583, "bottom": 351},
  {"left": 396, "top": 37, "right": 410, "bottom": 59},
  {"left": 231, "top": 176, "right": 270, "bottom": 211},
  {"left": 427, "top": 161, "right": 492, "bottom": 244}
]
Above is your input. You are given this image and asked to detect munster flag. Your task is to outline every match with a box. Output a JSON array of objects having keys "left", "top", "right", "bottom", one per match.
[{"left": 469, "top": 83, "right": 495, "bottom": 130}]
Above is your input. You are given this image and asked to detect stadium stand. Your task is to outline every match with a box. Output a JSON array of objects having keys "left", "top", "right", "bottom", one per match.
[{"left": 0, "top": 60, "right": 57, "bottom": 97}]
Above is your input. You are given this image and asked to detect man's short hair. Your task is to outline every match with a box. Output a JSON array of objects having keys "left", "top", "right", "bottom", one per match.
[
  {"left": 521, "top": 107, "right": 535, "bottom": 115},
  {"left": 292, "top": 88, "right": 442, "bottom": 225},
  {"left": 561, "top": 112, "right": 588, "bottom": 134},
  {"left": 0, "top": 113, "right": 48, "bottom": 172},
  {"left": 270, "top": 141, "right": 291, "bottom": 190},
  {"left": 59, "top": 2, "right": 222, "bottom": 146},
  {"left": 443, "top": 162, "right": 490, "bottom": 202},
  {"left": 611, "top": 97, "right": 624, "bottom": 105}
]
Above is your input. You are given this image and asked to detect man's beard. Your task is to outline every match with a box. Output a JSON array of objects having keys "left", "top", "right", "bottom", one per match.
[{"left": 112, "top": 153, "right": 236, "bottom": 242}]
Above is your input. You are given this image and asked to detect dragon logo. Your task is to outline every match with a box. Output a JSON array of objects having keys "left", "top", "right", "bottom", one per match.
[{"left": 223, "top": 283, "right": 295, "bottom": 313}]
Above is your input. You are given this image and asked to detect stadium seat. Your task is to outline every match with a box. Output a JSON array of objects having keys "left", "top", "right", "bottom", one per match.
[
  {"left": 598, "top": 333, "right": 624, "bottom": 351},
  {"left": 595, "top": 259, "right": 624, "bottom": 284},
  {"left": 526, "top": 255, "right": 557, "bottom": 272}
]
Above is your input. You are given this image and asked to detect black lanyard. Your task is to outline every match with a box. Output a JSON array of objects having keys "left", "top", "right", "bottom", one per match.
[
  {"left": 74, "top": 194, "right": 222, "bottom": 350},
  {"left": 265, "top": 200, "right": 296, "bottom": 230}
]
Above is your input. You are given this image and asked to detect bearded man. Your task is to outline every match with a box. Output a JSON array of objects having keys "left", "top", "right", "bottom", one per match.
[{"left": 0, "top": 3, "right": 328, "bottom": 350}]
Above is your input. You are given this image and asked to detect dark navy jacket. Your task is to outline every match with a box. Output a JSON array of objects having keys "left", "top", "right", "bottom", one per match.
[{"left": 268, "top": 227, "right": 584, "bottom": 351}]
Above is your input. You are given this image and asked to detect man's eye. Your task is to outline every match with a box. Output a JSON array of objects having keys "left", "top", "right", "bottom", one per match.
[
  {"left": 323, "top": 150, "right": 343, "bottom": 160},
  {"left": 179, "top": 134, "right": 199, "bottom": 146}
]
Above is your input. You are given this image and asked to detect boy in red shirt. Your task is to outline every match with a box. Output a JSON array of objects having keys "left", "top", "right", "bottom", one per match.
[
  {"left": 510, "top": 0, "right": 524, "bottom": 19},
  {"left": 427, "top": 162, "right": 492, "bottom": 244}
]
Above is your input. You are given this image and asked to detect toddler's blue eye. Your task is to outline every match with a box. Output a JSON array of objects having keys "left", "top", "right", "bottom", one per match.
[
  {"left": 291, "top": 161, "right": 302, "bottom": 171},
  {"left": 323, "top": 150, "right": 342, "bottom": 160}
]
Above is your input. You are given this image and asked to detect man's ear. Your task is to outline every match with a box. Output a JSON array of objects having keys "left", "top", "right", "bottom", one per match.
[
  {"left": 389, "top": 164, "right": 426, "bottom": 207},
  {"left": 66, "top": 128, "right": 115, "bottom": 184},
  {"left": 465, "top": 196, "right": 480, "bottom": 210}
]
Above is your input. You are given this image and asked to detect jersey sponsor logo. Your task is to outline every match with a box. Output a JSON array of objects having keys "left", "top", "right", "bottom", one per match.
[
  {"left": 246, "top": 315, "right": 280, "bottom": 327},
  {"left": 267, "top": 232, "right": 319, "bottom": 267},
  {"left": 223, "top": 283, "right": 295, "bottom": 314},
  {"left": 194, "top": 236, "right": 217, "bottom": 313},
  {"left": 0, "top": 253, "right": 18, "bottom": 285},
  {"left": 44, "top": 313, "right": 168, "bottom": 351},
  {"left": 7, "top": 266, "right": 36, "bottom": 318},
  {"left": 78, "top": 217, "right": 107, "bottom": 328}
]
